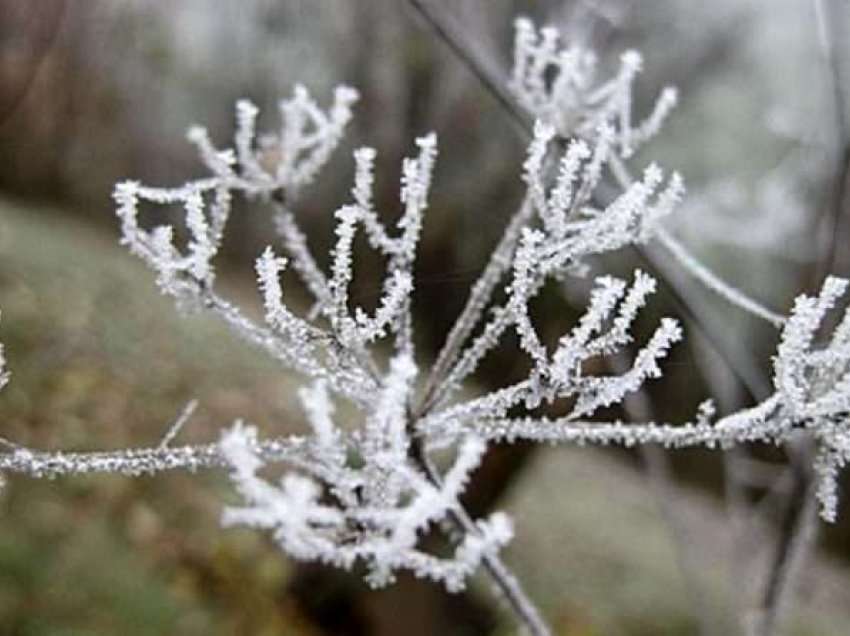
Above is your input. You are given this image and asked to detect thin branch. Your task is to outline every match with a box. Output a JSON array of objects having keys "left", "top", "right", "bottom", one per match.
[
  {"left": 408, "top": 0, "right": 531, "bottom": 139},
  {"left": 749, "top": 442, "right": 818, "bottom": 636},
  {"left": 0, "top": 435, "right": 312, "bottom": 478},
  {"left": 654, "top": 228, "right": 786, "bottom": 328},
  {"left": 608, "top": 155, "right": 786, "bottom": 329},
  {"left": 157, "top": 399, "right": 198, "bottom": 449},
  {"left": 745, "top": 6, "right": 850, "bottom": 633},
  {"left": 272, "top": 198, "right": 333, "bottom": 308},
  {"left": 813, "top": 0, "right": 850, "bottom": 283},
  {"left": 615, "top": 353, "right": 718, "bottom": 636},
  {"left": 416, "top": 194, "right": 535, "bottom": 417}
]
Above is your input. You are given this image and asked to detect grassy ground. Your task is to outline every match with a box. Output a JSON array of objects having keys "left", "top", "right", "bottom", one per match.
[{"left": 0, "top": 197, "right": 849, "bottom": 635}]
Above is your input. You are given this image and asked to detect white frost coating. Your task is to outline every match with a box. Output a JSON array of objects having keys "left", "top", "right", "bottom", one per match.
[
  {"left": 510, "top": 17, "right": 677, "bottom": 157},
  {"left": 430, "top": 123, "right": 684, "bottom": 410},
  {"left": 218, "top": 365, "right": 511, "bottom": 592},
  {"left": 423, "top": 271, "right": 682, "bottom": 433},
  {"left": 186, "top": 84, "right": 359, "bottom": 198},
  {"left": 524, "top": 121, "right": 684, "bottom": 277},
  {"left": 423, "top": 276, "right": 850, "bottom": 523},
  {"left": 113, "top": 99, "right": 436, "bottom": 401},
  {"left": 429, "top": 122, "right": 684, "bottom": 409}
]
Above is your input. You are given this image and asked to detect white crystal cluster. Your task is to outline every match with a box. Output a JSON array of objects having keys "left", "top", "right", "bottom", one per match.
[
  {"left": 510, "top": 17, "right": 677, "bottom": 157},
  {"left": 219, "top": 367, "right": 512, "bottom": 591}
]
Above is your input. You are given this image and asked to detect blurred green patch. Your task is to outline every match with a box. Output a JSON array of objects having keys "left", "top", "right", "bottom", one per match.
[{"left": 0, "top": 198, "right": 316, "bottom": 634}]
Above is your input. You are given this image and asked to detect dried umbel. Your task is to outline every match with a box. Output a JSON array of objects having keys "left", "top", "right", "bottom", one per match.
[{"left": 0, "top": 13, "right": 847, "bottom": 636}]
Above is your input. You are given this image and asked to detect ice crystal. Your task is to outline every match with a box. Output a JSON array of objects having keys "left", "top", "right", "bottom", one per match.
[{"left": 219, "top": 358, "right": 512, "bottom": 591}]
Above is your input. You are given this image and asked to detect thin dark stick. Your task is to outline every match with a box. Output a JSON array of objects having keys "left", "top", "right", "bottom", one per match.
[
  {"left": 813, "top": 0, "right": 850, "bottom": 283},
  {"left": 410, "top": 438, "right": 551, "bottom": 636},
  {"left": 616, "top": 352, "right": 718, "bottom": 636},
  {"left": 408, "top": 0, "right": 531, "bottom": 138},
  {"left": 750, "top": 443, "right": 818, "bottom": 636}
]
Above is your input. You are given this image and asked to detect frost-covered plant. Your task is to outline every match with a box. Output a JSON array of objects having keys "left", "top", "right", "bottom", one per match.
[
  {"left": 219, "top": 390, "right": 512, "bottom": 592},
  {"left": 0, "top": 14, "right": 848, "bottom": 636}
]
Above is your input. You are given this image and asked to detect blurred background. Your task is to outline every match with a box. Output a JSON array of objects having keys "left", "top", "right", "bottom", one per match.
[{"left": 1, "top": 1, "right": 850, "bottom": 634}]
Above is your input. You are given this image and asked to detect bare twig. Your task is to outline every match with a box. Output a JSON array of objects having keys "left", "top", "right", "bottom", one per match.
[
  {"left": 157, "top": 399, "right": 198, "bottom": 449},
  {"left": 813, "top": 0, "right": 850, "bottom": 283},
  {"left": 654, "top": 228, "right": 786, "bottom": 328},
  {"left": 616, "top": 353, "right": 718, "bottom": 636},
  {"left": 412, "top": 442, "right": 551, "bottom": 636},
  {"left": 748, "top": 443, "right": 818, "bottom": 636},
  {"left": 408, "top": 0, "right": 530, "bottom": 138}
]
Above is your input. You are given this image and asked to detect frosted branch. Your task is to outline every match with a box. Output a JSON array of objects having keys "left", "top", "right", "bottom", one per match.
[
  {"left": 510, "top": 17, "right": 676, "bottom": 157},
  {"left": 655, "top": 227, "right": 787, "bottom": 328}
]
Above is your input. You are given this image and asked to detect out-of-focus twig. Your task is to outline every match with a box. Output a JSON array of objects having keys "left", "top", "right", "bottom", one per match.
[
  {"left": 813, "top": 0, "right": 850, "bottom": 283},
  {"left": 748, "top": 444, "right": 818, "bottom": 636},
  {"left": 616, "top": 352, "right": 719, "bottom": 636}
]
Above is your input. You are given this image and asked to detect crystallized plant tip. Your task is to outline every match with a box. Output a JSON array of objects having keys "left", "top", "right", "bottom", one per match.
[{"left": 510, "top": 16, "right": 677, "bottom": 156}]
